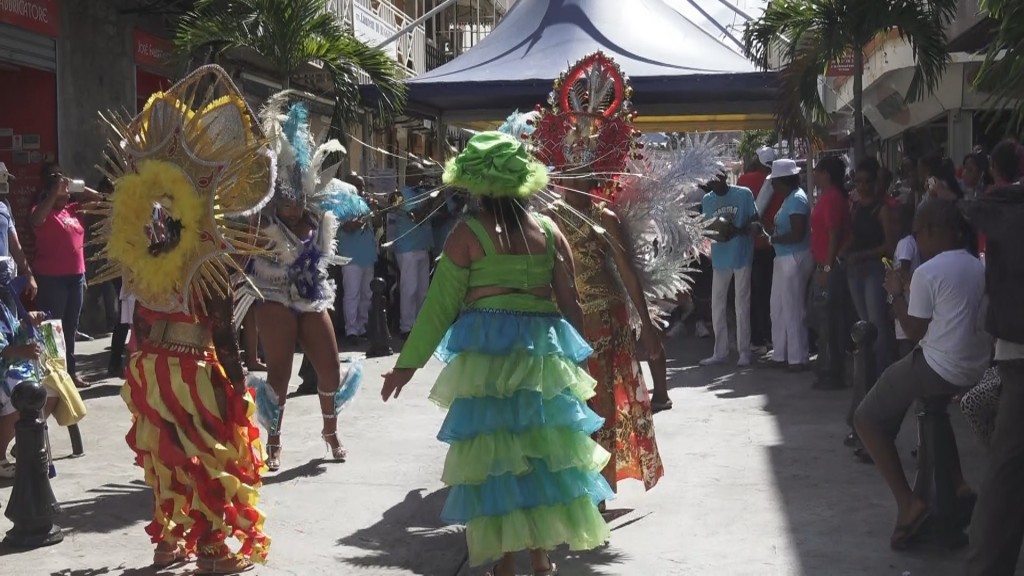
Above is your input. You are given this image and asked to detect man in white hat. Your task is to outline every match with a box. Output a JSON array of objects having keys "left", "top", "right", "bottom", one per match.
[{"left": 700, "top": 163, "right": 762, "bottom": 366}]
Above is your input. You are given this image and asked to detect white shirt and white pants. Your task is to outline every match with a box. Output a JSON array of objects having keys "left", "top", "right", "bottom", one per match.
[{"left": 855, "top": 249, "right": 990, "bottom": 438}]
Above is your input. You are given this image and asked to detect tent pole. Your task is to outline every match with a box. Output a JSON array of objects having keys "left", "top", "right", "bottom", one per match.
[
  {"left": 683, "top": 0, "right": 745, "bottom": 51},
  {"left": 378, "top": 0, "right": 459, "bottom": 50},
  {"left": 711, "top": 0, "right": 754, "bottom": 22},
  {"left": 438, "top": 112, "right": 448, "bottom": 162}
]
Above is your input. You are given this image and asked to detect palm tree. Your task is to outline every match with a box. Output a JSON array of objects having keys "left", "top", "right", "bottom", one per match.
[
  {"left": 742, "top": 0, "right": 958, "bottom": 163},
  {"left": 736, "top": 129, "right": 776, "bottom": 165},
  {"left": 973, "top": 0, "right": 1024, "bottom": 133},
  {"left": 174, "top": 0, "right": 406, "bottom": 123}
]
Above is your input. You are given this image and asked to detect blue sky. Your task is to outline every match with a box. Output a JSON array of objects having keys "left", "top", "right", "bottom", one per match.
[{"left": 664, "top": 0, "right": 768, "bottom": 52}]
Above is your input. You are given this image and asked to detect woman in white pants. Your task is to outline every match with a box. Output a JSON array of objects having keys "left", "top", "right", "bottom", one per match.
[{"left": 766, "top": 160, "right": 814, "bottom": 370}]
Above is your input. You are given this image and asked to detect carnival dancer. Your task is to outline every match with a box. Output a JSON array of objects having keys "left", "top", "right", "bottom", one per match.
[
  {"left": 239, "top": 96, "right": 361, "bottom": 472},
  {"left": 90, "top": 66, "right": 271, "bottom": 572},
  {"left": 531, "top": 52, "right": 707, "bottom": 494},
  {"left": 381, "top": 132, "right": 611, "bottom": 576}
]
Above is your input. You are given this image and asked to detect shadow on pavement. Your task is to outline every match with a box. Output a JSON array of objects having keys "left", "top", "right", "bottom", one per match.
[
  {"left": 661, "top": 328, "right": 995, "bottom": 575},
  {"left": 337, "top": 488, "right": 465, "bottom": 575},
  {"left": 262, "top": 459, "right": 328, "bottom": 486},
  {"left": 337, "top": 488, "right": 629, "bottom": 576},
  {"left": 48, "top": 564, "right": 186, "bottom": 576},
  {"left": 58, "top": 481, "right": 151, "bottom": 535},
  {"left": 74, "top": 350, "right": 113, "bottom": 385}
]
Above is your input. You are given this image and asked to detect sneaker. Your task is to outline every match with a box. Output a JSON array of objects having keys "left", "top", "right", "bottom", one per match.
[
  {"left": 752, "top": 344, "right": 769, "bottom": 356},
  {"left": 737, "top": 354, "right": 752, "bottom": 367},
  {"left": 695, "top": 322, "right": 712, "bottom": 339},
  {"left": 700, "top": 355, "right": 727, "bottom": 366},
  {"left": 0, "top": 460, "right": 14, "bottom": 479}
]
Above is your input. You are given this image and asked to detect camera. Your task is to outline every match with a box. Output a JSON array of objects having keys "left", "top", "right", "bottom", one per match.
[{"left": 68, "top": 179, "right": 86, "bottom": 193}]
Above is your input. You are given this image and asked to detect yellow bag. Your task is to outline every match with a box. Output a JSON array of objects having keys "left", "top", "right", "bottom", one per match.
[{"left": 39, "top": 358, "right": 86, "bottom": 427}]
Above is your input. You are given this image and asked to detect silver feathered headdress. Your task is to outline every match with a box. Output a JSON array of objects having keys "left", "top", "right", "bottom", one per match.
[{"left": 260, "top": 92, "right": 346, "bottom": 208}]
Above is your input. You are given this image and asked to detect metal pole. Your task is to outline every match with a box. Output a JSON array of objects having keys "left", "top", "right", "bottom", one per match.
[
  {"left": 684, "top": 0, "right": 745, "bottom": 51},
  {"left": 711, "top": 0, "right": 755, "bottom": 22},
  {"left": 377, "top": 0, "right": 459, "bottom": 50}
]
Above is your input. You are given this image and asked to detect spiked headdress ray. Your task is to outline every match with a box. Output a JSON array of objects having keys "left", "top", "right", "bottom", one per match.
[{"left": 89, "top": 65, "right": 276, "bottom": 315}]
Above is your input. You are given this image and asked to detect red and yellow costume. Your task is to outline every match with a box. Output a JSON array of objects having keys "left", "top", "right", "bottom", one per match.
[
  {"left": 90, "top": 66, "right": 274, "bottom": 562},
  {"left": 534, "top": 53, "right": 664, "bottom": 491}
]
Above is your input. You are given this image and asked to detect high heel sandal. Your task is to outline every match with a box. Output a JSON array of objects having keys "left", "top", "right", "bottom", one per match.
[
  {"left": 319, "top": 386, "right": 348, "bottom": 462},
  {"left": 321, "top": 429, "right": 347, "bottom": 462},
  {"left": 152, "top": 542, "right": 189, "bottom": 567},
  {"left": 265, "top": 443, "right": 282, "bottom": 472}
]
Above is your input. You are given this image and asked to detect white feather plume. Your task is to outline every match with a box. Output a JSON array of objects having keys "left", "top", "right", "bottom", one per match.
[{"left": 611, "top": 132, "right": 722, "bottom": 328}]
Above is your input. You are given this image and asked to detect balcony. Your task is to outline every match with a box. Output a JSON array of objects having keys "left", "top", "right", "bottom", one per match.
[
  {"left": 946, "top": 0, "right": 993, "bottom": 53},
  {"left": 327, "top": 0, "right": 427, "bottom": 79}
]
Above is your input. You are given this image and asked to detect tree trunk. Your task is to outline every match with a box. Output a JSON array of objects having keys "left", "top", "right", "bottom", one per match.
[{"left": 853, "top": 47, "right": 865, "bottom": 166}]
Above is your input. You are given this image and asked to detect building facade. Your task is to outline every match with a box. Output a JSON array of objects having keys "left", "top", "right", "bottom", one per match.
[{"left": 822, "top": 0, "right": 1014, "bottom": 168}]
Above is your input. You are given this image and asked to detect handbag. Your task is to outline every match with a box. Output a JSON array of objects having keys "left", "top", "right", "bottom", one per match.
[{"left": 39, "top": 358, "right": 86, "bottom": 427}]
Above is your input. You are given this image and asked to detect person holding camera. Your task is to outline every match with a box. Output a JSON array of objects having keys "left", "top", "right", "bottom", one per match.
[
  {"left": 30, "top": 162, "right": 103, "bottom": 389},
  {"left": 700, "top": 163, "right": 762, "bottom": 367}
]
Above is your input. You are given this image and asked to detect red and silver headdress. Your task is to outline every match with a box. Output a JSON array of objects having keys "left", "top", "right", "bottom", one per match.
[{"left": 532, "top": 51, "right": 642, "bottom": 200}]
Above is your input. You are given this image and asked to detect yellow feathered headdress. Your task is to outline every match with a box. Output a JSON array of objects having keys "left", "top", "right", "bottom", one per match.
[{"left": 89, "top": 65, "right": 275, "bottom": 314}]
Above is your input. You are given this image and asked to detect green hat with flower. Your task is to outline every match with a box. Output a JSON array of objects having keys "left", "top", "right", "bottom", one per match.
[{"left": 442, "top": 131, "right": 548, "bottom": 199}]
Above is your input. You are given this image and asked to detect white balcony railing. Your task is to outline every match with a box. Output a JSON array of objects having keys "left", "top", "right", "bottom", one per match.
[{"left": 328, "top": 0, "right": 426, "bottom": 80}]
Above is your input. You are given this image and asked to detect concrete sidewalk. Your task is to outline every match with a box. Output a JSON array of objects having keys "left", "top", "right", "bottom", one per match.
[{"left": 0, "top": 333, "right": 1015, "bottom": 576}]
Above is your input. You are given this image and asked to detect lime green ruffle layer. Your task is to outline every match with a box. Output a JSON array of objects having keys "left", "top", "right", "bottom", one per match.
[
  {"left": 465, "top": 495, "right": 611, "bottom": 566},
  {"left": 442, "top": 426, "right": 610, "bottom": 486},
  {"left": 429, "top": 350, "right": 596, "bottom": 409}
]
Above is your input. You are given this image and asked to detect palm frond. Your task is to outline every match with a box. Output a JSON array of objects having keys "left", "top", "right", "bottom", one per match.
[
  {"left": 174, "top": 0, "right": 406, "bottom": 122},
  {"left": 742, "top": 0, "right": 956, "bottom": 144},
  {"left": 881, "top": 0, "right": 959, "bottom": 103},
  {"left": 975, "top": 0, "right": 1024, "bottom": 132}
]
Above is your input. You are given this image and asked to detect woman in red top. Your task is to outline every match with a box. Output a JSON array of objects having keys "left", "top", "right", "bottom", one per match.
[
  {"left": 30, "top": 163, "right": 103, "bottom": 388},
  {"left": 809, "top": 156, "right": 852, "bottom": 390}
]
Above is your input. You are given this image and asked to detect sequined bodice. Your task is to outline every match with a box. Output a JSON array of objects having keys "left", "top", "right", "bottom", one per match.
[{"left": 549, "top": 201, "right": 623, "bottom": 311}]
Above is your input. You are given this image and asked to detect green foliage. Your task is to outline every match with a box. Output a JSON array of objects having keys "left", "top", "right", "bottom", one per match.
[
  {"left": 174, "top": 0, "right": 406, "bottom": 123},
  {"left": 736, "top": 130, "right": 776, "bottom": 165},
  {"left": 742, "top": 0, "right": 958, "bottom": 148},
  {"left": 974, "top": 0, "right": 1024, "bottom": 134}
]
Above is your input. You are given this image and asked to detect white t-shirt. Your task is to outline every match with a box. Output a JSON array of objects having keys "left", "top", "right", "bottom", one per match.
[
  {"left": 894, "top": 236, "right": 921, "bottom": 340},
  {"left": 907, "top": 249, "right": 991, "bottom": 387}
]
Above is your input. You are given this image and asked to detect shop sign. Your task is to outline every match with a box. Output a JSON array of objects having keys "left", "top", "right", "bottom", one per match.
[
  {"left": 0, "top": 0, "right": 59, "bottom": 37},
  {"left": 134, "top": 29, "right": 174, "bottom": 70},
  {"left": 353, "top": 3, "right": 398, "bottom": 60},
  {"left": 826, "top": 53, "right": 856, "bottom": 77}
]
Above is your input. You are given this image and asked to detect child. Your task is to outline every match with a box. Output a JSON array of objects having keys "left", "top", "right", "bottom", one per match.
[
  {"left": 892, "top": 204, "right": 921, "bottom": 359},
  {"left": 0, "top": 256, "right": 60, "bottom": 477}
]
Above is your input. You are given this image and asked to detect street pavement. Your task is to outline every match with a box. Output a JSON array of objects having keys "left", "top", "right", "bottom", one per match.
[{"left": 0, "top": 332, "right": 1016, "bottom": 576}]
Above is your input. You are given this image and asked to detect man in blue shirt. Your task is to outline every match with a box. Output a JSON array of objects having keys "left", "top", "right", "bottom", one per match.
[
  {"left": 701, "top": 163, "right": 761, "bottom": 366},
  {"left": 392, "top": 163, "right": 434, "bottom": 336},
  {"left": 336, "top": 176, "right": 378, "bottom": 344}
]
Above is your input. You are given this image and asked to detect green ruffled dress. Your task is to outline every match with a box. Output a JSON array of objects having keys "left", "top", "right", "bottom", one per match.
[{"left": 395, "top": 214, "right": 612, "bottom": 566}]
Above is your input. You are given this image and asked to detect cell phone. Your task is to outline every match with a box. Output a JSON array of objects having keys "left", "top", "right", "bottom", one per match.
[{"left": 68, "top": 179, "right": 86, "bottom": 193}]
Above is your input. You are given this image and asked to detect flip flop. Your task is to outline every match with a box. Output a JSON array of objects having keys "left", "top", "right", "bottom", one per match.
[{"left": 891, "top": 509, "right": 930, "bottom": 550}]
